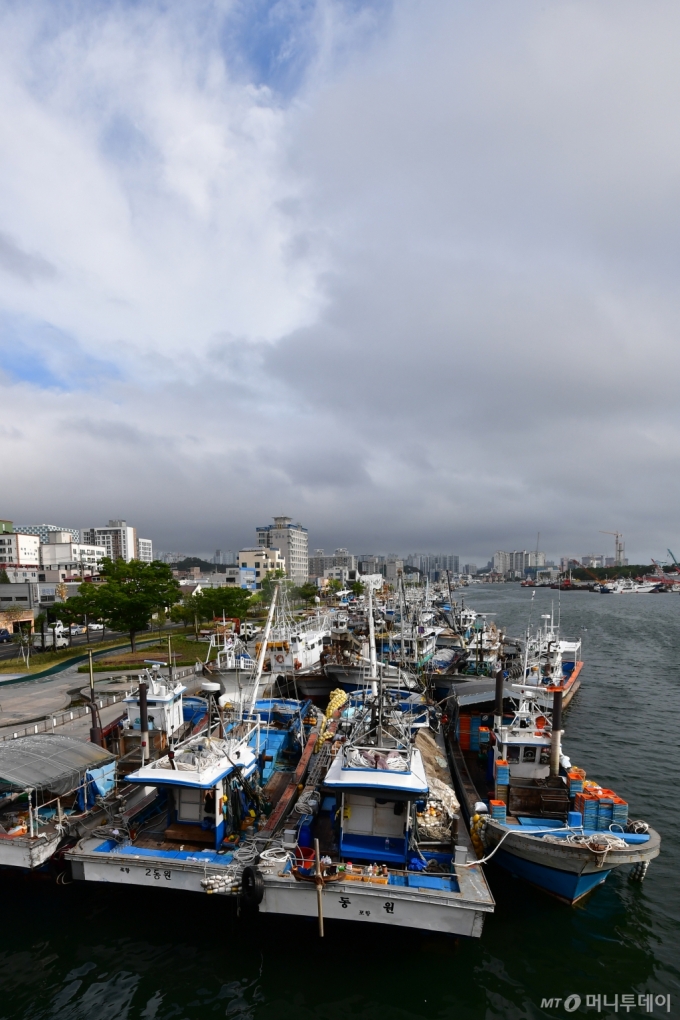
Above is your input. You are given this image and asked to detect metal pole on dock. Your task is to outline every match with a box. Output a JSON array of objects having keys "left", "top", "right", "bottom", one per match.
[
  {"left": 139, "top": 677, "right": 149, "bottom": 765},
  {"left": 494, "top": 666, "right": 504, "bottom": 731},
  {"left": 550, "top": 688, "right": 563, "bottom": 776},
  {"left": 88, "top": 649, "right": 101, "bottom": 746},
  {"left": 314, "top": 837, "right": 324, "bottom": 938}
]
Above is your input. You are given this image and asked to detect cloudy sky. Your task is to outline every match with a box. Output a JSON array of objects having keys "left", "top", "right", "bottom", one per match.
[{"left": 1, "top": 0, "right": 679, "bottom": 564}]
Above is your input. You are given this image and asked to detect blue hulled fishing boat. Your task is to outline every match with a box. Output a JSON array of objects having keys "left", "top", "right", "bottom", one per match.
[{"left": 447, "top": 672, "right": 660, "bottom": 904}]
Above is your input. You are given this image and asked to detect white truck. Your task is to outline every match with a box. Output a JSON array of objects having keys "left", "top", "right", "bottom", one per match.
[{"left": 33, "top": 622, "right": 69, "bottom": 650}]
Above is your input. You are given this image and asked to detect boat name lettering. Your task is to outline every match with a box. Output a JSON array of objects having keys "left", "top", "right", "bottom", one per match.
[
  {"left": 145, "top": 868, "right": 172, "bottom": 881},
  {"left": 383, "top": 901, "right": 395, "bottom": 914},
  {"left": 339, "top": 896, "right": 351, "bottom": 909}
]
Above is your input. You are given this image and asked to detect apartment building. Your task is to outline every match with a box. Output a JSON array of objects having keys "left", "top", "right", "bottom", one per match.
[
  {"left": 0, "top": 531, "right": 41, "bottom": 581},
  {"left": 39, "top": 531, "right": 106, "bottom": 580},
  {"left": 14, "top": 523, "right": 80, "bottom": 543},
  {"left": 237, "top": 547, "right": 286, "bottom": 588},
  {"left": 256, "top": 516, "right": 308, "bottom": 584},
  {"left": 82, "top": 520, "right": 153, "bottom": 563}
]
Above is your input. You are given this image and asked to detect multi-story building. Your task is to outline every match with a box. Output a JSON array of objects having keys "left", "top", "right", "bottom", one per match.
[
  {"left": 137, "top": 538, "right": 153, "bottom": 563},
  {"left": 404, "top": 553, "right": 460, "bottom": 579},
  {"left": 323, "top": 566, "right": 351, "bottom": 584},
  {"left": 13, "top": 523, "right": 80, "bottom": 543},
  {"left": 256, "top": 517, "right": 308, "bottom": 584},
  {"left": 223, "top": 566, "right": 257, "bottom": 590},
  {"left": 82, "top": 520, "right": 153, "bottom": 563},
  {"left": 493, "top": 551, "right": 511, "bottom": 575},
  {"left": 237, "top": 547, "right": 286, "bottom": 589},
  {"left": 384, "top": 558, "right": 404, "bottom": 584},
  {"left": 0, "top": 531, "right": 41, "bottom": 582},
  {"left": 38, "top": 531, "right": 106, "bottom": 580},
  {"left": 308, "top": 548, "right": 357, "bottom": 578},
  {"left": 582, "top": 554, "right": 605, "bottom": 569}
]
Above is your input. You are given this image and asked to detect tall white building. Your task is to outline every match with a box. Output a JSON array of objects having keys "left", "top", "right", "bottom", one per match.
[
  {"left": 0, "top": 531, "right": 41, "bottom": 581},
  {"left": 256, "top": 516, "right": 308, "bottom": 584},
  {"left": 82, "top": 520, "right": 153, "bottom": 563},
  {"left": 137, "top": 538, "right": 153, "bottom": 563}
]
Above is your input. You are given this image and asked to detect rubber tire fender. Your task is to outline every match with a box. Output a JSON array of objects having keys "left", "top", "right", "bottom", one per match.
[{"left": 241, "top": 866, "right": 264, "bottom": 906}]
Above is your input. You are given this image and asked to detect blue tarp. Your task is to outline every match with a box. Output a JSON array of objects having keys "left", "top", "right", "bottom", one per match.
[{"left": 77, "top": 761, "right": 116, "bottom": 810}]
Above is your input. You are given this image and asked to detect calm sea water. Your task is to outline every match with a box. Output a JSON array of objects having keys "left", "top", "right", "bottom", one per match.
[{"left": 1, "top": 586, "right": 678, "bottom": 1020}]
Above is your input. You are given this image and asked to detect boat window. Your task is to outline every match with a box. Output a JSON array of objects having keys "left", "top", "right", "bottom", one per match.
[
  {"left": 522, "top": 747, "right": 536, "bottom": 762},
  {"left": 506, "top": 746, "right": 520, "bottom": 763},
  {"left": 539, "top": 746, "right": 550, "bottom": 765}
]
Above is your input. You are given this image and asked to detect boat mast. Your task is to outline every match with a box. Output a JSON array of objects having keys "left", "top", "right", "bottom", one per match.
[
  {"left": 248, "top": 583, "right": 279, "bottom": 713},
  {"left": 399, "top": 574, "right": 406, "bottom": 668},
  {"left": 368, "top": 584, "right": 378, "bottom": 697}
]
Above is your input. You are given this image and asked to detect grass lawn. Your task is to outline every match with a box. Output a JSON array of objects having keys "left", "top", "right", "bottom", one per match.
[
  {"left": 76, "top": 633, "right": 209, "bottom": 672},
  {"left": 0, "top": 630, "right": 186, "bottom": 675}
]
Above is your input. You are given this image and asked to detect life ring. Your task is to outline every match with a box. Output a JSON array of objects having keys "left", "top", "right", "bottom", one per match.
[
  {"left": 241, "top": 866, "right": 264, "bottom": 905},
  {"left": 275, "top": 653, "right": 285, "bottom": 664}
]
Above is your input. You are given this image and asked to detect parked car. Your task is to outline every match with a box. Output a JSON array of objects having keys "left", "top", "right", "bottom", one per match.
[
  {"left": 0, "top": 628, "right": 11, "bottom": 643},
  {"left": 87, "top": 623, "right": 104, "bottom": 631},
  {"left": 69, "top": 624, "right": 86, "bottom": 635}
]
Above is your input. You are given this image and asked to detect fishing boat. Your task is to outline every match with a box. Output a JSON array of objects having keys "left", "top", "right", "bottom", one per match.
[
  {"left": 66, "top": 689, "right": 323, "bottom": 894},
  {"left": 0, "top": 734, "right": 119, "bottom": 871},
  {"left": 66, "top": 587, "right": 495, "bottom": 937},
  {"left": 447, "top": 673, "right": 661, "bottom": 904},
  {"left": 263, "top": 589, "right": 330, "bottom": 675},
  {"left": 250, "top": 589, "right": 494, "bottom": 936},
  {"left": 505, "top": 610, "right": 583, "bottom": 711}
]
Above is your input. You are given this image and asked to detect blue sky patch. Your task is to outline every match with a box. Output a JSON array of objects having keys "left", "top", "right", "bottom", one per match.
[{"left": 0, "top": 315, "right": 121, "bottom": 392}]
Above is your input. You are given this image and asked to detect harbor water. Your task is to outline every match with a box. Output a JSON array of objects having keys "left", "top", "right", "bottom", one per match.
[{"left": 1, "top": 587, "right": 678, "bottom": 1019}]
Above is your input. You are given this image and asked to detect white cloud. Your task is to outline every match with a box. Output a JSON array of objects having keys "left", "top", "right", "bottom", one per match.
[{"left": 2, "top": 0, "right": 680, "bottom": 562}]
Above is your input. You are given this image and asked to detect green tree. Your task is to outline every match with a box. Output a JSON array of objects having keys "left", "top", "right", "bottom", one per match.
[
  {"left": 349, "top": 580, "right": 365, "bottom": 596},
  {"left": 326, "top": 579, "right": 343, "bottom": 594},
  {"left": 259, "top": 569, "right": 287, "bottom": 605},
  {"left": 292, "top": 582, "right": 320, "bottom": 605},
  {"left": 170, "top": 593, "right": 202, "bottom": 635},
  {"left": 68, "top": 559, "right": 181, "bottom": 652},
  {"left": 196, "top": 586, "right": 251, "bottom": 621},
  {"left": 0, "top": 568, "right": 9, "bottom": 583}
]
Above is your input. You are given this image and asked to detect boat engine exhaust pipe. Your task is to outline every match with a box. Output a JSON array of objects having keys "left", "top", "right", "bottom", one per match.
[
  {"left": 494, "top": 667, "right": 504, "bottom": 730},
  {"left": 139, "top": 678, "right": 149, "bottom": 765},
  {"left": 550, "top": 688, "right": 563, "bottom": 777}
]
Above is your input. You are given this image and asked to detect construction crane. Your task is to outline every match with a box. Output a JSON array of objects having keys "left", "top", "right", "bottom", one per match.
[
  {"left": 600, "top": 530, "right": 625, "bottom": 567},
  {"left": 668, "top": 549, "right": 679, "bottom": 567}
]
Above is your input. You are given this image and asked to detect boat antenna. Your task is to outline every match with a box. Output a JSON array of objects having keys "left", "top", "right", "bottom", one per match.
[
  {"left": 399, "top": 573, "right": 406, "bottom": 668},
  {"left": 248, "top": 582, "right": 279, "bottom": 713},
  {"left": 521, "top": 590, "right": 536, "bottom": 681},
  {"left": 446, "top": 570, "right": 455, "bottom": 628}
]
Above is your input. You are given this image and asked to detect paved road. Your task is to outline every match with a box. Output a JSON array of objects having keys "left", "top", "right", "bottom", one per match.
[{"left": 0, "top": 629, "right": 127, "bottom": 663}]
